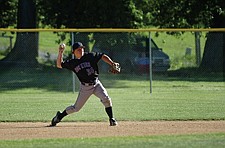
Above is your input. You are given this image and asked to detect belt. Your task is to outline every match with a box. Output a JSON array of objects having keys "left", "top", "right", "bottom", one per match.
[{"left": 81, "top": 82, "right": 96, "bottom": 86}]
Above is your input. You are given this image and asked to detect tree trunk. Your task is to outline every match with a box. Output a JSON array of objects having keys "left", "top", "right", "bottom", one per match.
[
  {"left": 199, "top": 12, "right": 225, "bottom": 72},
  {"left": 200, "top": 32, "right": 224, "bottom": 72},
  {"left": 0, "top": 0, "right": 38, "bottom": 67}
]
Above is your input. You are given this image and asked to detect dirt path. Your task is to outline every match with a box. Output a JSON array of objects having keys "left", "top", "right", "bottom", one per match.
[{"left": 0, "top": 121, "right": 225, "bottom": 140}]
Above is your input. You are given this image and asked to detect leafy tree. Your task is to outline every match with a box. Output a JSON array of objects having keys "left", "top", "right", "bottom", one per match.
[
  {"left": 37, "top": 0, "right": 144, "bottom": 55},
  {"left": 37, "top": 0, "right": 141, "bottom": 28},
  {"left": 0, "top": 0, "right": 17, "bottom": 28},
  {"left": 1, "top": 0, "right": 224, "bottom": 72},
  {"left": 147, "top": 0, "right": 225, "bottom": 72},
  {"left": 149, "top": 0, "right": 225, "bottom": 28}
]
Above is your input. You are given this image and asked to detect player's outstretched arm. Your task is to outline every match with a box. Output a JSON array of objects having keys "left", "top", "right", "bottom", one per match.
[
  {"left": 102, "top": 54, "right": 121, "bottom": 74},
  {"left": 56, "top": 44, "right": 65, "bottom": 68},
  {"left": 101, "top": 54, "right": 114, "bottom": 66}
]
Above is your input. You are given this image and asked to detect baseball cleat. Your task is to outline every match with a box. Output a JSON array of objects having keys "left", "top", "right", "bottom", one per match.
[
  {"left": 51, "top": 111, "right": 61, "bottom": 126},
  {"left": 109, "top": 118, "right": 118, "bottom": 126}
]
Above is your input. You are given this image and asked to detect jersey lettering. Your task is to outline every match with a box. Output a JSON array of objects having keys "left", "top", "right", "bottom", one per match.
[
  {"left": 74, "top": 62, "right": 92, "bottom": 73},
  {"left": 86, "top": 67, "right": 95, "bottom": 76}
]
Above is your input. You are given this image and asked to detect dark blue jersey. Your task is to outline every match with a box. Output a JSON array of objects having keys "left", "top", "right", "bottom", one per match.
[{"left": 61, "top": 52, "right": 104, "bottom": 83}]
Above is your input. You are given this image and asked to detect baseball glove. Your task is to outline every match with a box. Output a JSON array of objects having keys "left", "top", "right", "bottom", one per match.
[{"left": 109, "top": 62, "right": 121, "bottom": 74}]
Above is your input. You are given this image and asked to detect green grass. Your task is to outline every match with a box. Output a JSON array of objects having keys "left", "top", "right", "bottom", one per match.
[
  {"left": 153, "top": 32, "right": 207, "bottom": 69},
  {"left": 38, "top": 32, "right": 70, "bottom": 53},
  {"left": 0, "top": 67, "right": 224, "bottom": 147},
  {"left": 0, "top": 133, "right": 224, "bottom": 148},
  {"left": 153, "top": 32, "right": 206, "bottom": 56},
  {"left": 0, "top": 80, "right": 224, "bottom": 122},
  {"left": 0, "top": 30, "right": 223, "bottom": 147},
  {"left": 0, "top": 67, "right": 224, "bottom": 122}
]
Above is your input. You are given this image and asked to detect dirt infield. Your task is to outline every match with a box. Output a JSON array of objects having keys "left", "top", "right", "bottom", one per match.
[{"left": 0, "top": 121, "right": 225, "bottom": 140}]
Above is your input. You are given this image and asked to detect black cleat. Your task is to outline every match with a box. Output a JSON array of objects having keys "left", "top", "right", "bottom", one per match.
[
  {"left": 109, "top": 118, "right": 118, "bottom": 126},
  {"left": 51, "top": 111, "right": 61, "bottom": 126}
]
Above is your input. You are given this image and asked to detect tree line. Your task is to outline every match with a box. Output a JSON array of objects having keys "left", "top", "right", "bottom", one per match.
[{"left": 0, "top": 0, "right": 224, "bottom": 72}]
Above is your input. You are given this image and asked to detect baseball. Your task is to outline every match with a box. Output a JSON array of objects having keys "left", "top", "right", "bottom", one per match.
[{"left": 60, "top": 43, "right": 66, "bottom": 49}]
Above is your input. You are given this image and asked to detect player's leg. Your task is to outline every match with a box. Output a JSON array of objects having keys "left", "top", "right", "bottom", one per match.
[
  {"left": 65, "top": 86, "right": 93, "bottom": 114},
  {"left": 51, "top": 84, "right": 94, "bottom": 126},
  {"left": 93, "top": 81, "right": 118, "bottom": 126}
]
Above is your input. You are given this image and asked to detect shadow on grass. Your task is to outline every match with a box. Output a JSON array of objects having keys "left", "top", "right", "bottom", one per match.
[
  {"left": 0, "top": 64, "right": 73, "bottom": 92},
  {"left": 166, "top": 67, "right": 224, "bottom": 82},
  {"left": 0, "top": 65, "right": 224, "bottom": 92},
  {"left": 0, "top": 64, "right": 141, "bottom": 92}
]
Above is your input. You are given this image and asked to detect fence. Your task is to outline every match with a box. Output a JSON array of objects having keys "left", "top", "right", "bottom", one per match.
[{"left": 0, "top": 28, "right": 224, "bottom": 93}]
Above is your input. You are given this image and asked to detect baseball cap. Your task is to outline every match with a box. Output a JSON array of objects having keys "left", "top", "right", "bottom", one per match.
[{"left": 72, "top": 42, "right": 85, "bottom": 51}]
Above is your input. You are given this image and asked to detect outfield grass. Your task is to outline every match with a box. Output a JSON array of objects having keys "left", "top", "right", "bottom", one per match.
[
  {"left": 0, "top": 133, "right": 224, "bottom": 148},
  {"left": 0, "top": 80, "right": 224, "bottom": 122},
  {"left": 0, "top": 67, "right": 224, "bottom": 122},
  {"left": 0, "top": 29, "right": 223, "bottom": 148},
  {"left": 0, "top": 67, "right": 224, "bottom": 147}
]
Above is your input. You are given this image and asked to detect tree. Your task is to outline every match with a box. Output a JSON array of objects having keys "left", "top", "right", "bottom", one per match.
[
  {"left": 3, "top": 0, "right": 223, "bottom": 72},
  {"left": 0, "top": 0, "right": 17, "bottom": 28},
  {"left": 200, "top": 12, "right": 225, "bottom": 72},
  {"left": 1, "top": 0, "right": 145, "bottom": 67},
  {"left": 147, "top": 0, "right": 225, "bottom": 72},
  {"left": 37, "top": 0, "right": 144, "bottom": 55},
  {"left": 1, "top": 0, "right": 38, "bottom": 67},
  {"left": 37, "top": 0, "right": 141, "bottom": 28}
]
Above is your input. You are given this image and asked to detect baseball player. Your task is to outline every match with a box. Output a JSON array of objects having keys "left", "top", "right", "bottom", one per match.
[{"left": 50, "top": 42, "right": 120, "bottom": 126}]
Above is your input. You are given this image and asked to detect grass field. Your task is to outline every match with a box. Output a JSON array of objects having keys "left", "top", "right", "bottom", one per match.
[
  {"left": 0, "top": 76, "right": 225, "bottom": 122},
  {"left": 0, "top": 133, "right": 225, "bottom": 148},
  {"left": 0, "top": 66, "right": 225, "bottom": 147},
  {"left": 0, "top": 30, "right": 223, "bottom": 147}
]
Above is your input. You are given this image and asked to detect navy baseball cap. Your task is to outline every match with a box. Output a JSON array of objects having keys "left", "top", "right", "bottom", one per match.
[{"left": 72, "top": 42, "right": 85, "bottom": 51}]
